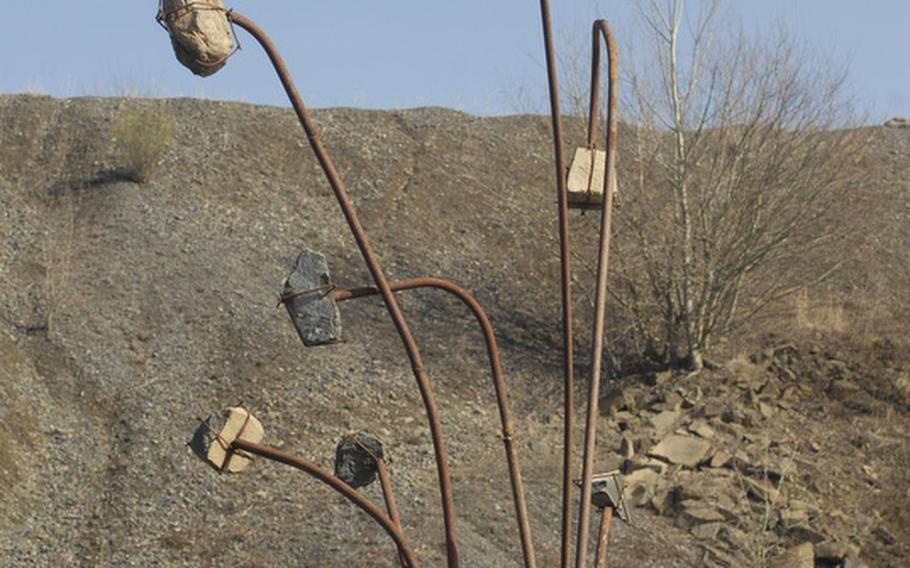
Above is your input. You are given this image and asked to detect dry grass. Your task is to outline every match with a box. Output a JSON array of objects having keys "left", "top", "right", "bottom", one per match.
[
  {"left": 792, "top": 289, "right": 847, "bottom": 334},
  {"left": 110, "top": 106, "right": 175, "bottom": 183}
]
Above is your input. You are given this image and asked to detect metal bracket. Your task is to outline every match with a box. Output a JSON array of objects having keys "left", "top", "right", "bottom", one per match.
[{"left": 577, "top": 470, "right": 632, "bottom": 523}]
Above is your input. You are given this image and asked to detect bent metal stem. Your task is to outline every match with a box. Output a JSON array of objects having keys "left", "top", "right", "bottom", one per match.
[
  {"left": 335, "top": 277, "right": 537, "bottom": 568},
  {"left": 225, "top": 13, "right": 461, "bottom": 567},
  {"left": 574, "top": 20, "right": 619, "bottom": 568},
  {"left": 229, "top": 439, "right": 420, "bottom": 568},
  {"left": 376, "top": 457, "right": 408, "bottom": 568},
  {"left": 536, "top": 2, "right": 577, "bottom": 567},
  {"left": 345, "top": 433, "right": 408, "bottom": 567}
]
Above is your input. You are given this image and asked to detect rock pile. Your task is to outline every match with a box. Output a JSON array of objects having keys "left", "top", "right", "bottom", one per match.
[{"left": 601, "top": 344, "right": 880, "bottom": 567}]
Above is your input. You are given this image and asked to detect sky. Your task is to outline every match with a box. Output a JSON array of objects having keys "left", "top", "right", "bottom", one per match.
[{"left": 0, "top": 1, "right": 907, "bottom": 122}]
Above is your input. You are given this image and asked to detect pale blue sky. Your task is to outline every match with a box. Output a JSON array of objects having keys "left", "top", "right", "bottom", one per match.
[{"left": 1, "top": 1, "right": 907, "bottom": 121}]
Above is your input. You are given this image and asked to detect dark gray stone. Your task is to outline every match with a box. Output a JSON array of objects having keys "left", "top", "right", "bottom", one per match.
[
  {"left": 283, "top": 250, "right": 342, "bottom": 346},
  {"left": 872, "top": 525, "right": 896, "bottom": 546},
  {"left": 335, "top": 432, "right": 384, "bottom": 489},
  {"left": 189, "top": 411, "right": 228, "bottom": 466}
]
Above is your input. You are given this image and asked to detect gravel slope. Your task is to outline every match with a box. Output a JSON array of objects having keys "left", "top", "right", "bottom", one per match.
[{"left": 1, "top": 94, "right": 907, "bottom": 566}]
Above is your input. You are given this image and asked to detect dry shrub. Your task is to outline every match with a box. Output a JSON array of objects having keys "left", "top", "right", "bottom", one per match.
[
  {"left": 110, "top": 106, "right": 175, "bottom": 183},
  {"left": 586, "top": 1, "right": 870, "bottom": 371}
]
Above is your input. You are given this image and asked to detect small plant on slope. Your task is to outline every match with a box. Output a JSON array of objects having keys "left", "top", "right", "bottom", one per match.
[{"left": 110, "top": 106, "right": 175, "bottom": 184}]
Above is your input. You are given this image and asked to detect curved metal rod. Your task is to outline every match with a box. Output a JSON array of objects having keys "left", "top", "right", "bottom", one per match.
[
  {"left": 346, "top": 433, "right": 408, "bottom": 567},
  {"left": 376, "top": 458, "right": 408, "bottom": 568},
  {"left": 227, "top": 13, "right": 461, "bottom": 567},
  {"left": 230, "top": 439, "right": 420, "bottom": 568},
  {"left": 536, "top": 2, "right": 576, "bottom": 566},
  {"left": 574, "top": 19, "right": 619, "bottom": 568},
  {"left": 335, "top": 277, "right": 537, "bottom": 568}
]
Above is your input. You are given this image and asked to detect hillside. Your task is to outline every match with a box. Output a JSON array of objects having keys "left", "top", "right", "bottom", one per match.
[{"left": 0, "top": 94, "right": 908, "bottom": 567}]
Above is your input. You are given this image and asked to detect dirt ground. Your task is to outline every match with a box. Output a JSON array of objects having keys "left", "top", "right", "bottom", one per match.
[{"left": 0, "top": 94, "right": 907, "bottom": 566}]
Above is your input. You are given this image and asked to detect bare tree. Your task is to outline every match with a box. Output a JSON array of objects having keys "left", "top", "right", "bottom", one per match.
[{"left": 598, "top": 0, "right": 869, "bottom": 370}]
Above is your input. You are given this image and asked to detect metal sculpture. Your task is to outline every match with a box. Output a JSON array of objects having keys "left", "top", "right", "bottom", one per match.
[
  {"left": 536, "top": 4, "right": 622, "bottom": 567},
  {"left": 162, "top": 2, "right": 628, "bottom": 566}
]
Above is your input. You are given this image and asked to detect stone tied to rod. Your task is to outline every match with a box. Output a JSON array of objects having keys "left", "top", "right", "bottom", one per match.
[
  {"left": 159, "top": 0, "right": 233, "bottom": 77},
  {"left": 283, "top": 249, "right": 342, "bottom": 347},
  {"left": 566, "top": 147, "right": 619, "bottom": 209},
  {"left": 190, "top": 407, "right": 264, "bottom": 473},
  {"left": 335, "top": 432, "right": 385, "bottom": 489}
]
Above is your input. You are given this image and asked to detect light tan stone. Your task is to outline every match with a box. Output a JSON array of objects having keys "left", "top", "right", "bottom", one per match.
[
  {"left": 619, "top": 434, "right": 636, "bottom": 459},
  {"left": 650, "top": 410, "right": 681, "bottom": 436},
  {"left": 709, "top": 450, "right": 732, "bottom": 468},
  {"left": 688, "top": 420, "right": 716, "bottom": 439},
  {"left": 743, "top": 477, "right": 780, "bottom": 503},
  {"left": 624, "top": 468, "right": 660, "bottom": 490},
  {"left": 192, "top": 407, "right": 264, "bottom": 473},
  {"left": 623, "top": 457, "right": 668, "bottom": 476},
  {"left": 680, "top": 500, "right": 725, "bottom": 524},
  {"left": 649, "top": 434, "right": 712, "bottom": 467},
  {"left": 770, "top": 543, "right": 814, "bottom": 568},
  {"left": 566, "top": 148, "right": 618, "bottom": 207},
  {"left": 691, "top": 521, "right": 724, "bottom": 539},
  {"left": 161, "top": 0, "right": 234, "bottom": 77}
]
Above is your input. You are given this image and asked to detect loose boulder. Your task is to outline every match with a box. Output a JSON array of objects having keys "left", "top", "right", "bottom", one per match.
[{"left": 649, "top": 434, "right": 712, "bottom": 467}]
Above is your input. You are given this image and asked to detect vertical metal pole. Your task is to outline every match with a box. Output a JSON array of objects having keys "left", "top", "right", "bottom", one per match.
[
  {"left": 536, "top": 2, "right": 577, "bottom": 567},
  {"left": 574, "top": 21, "right": 619, "bottom": 568},
  {"left": 227, "top": 14, "right": 460, "bottom": 567},
  {"left": 593, "top": 507, "right": 614, "bottom": 568}
]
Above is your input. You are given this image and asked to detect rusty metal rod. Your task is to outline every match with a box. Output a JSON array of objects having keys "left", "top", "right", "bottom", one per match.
[
  {"left": 593, "top": 507, "right": 614, "bottom": 568},
  {"left": 229, "top": 439, "right": 420, "bottom": 568},
  {"left": 227, "top": 13, "right": 461, "bottom": 567},
  {"left": 376, "top": 457, "right": 408, "bottom": 568},
  {"left": 574, "top": 20, "right": 619, "bottom": 568},
  {"left": 587, "top": 21, "right": 611, "bottom": 150},
  {"left": 335, "top": 277, "right": 537, "bottom": 568},
  {"left": 347, "top": 433, "right": 408, "bottom": 567},
  {"left": 536, "top": 2, "right": 577, "bottom": 567}
]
